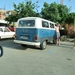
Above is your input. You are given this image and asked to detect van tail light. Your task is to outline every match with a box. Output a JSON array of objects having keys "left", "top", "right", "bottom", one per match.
[
  {"left": 14, "top": 34, "right": 16, "bottom": 39},
  {"left": 35, "top": 35, "right": 38, "bottom": 40}
]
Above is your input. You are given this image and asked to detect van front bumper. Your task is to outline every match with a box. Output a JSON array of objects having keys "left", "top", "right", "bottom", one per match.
[{"left": 14, "top": 40, "right": 40, "bottom": 47}]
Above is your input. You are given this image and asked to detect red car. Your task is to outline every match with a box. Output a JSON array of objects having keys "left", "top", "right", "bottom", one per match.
[{"left": 9, "top": 26, "right": 15, "bottom": 32}]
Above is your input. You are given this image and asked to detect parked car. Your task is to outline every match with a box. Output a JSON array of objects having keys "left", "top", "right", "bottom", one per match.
[
  {"left": 9, "top": 26, "right": 15, "bottom": 32},
  {"left": 0, "top": 26, "right": 15, "bottom": 39}
]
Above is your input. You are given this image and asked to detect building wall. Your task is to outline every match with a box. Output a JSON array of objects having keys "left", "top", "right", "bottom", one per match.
[{"left": 0, "top": 9, "right": 6, "bottom": 20}]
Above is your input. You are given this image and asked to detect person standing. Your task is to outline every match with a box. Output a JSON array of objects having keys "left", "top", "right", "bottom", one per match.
[{"left": 55, "top": 23, "right": 60, "bottom": 45}]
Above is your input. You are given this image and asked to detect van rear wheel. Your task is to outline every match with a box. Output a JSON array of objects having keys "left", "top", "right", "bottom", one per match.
[
  {"left": 21, "top": 44, "right": 27, "bottom": 47},
  {"left": 40, "top": 40, "right": 47, "bottom": 50}
]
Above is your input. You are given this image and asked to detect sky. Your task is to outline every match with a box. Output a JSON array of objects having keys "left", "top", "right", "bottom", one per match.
[{"left": 0, "top": 0, "right": 75, "bottom": 12}]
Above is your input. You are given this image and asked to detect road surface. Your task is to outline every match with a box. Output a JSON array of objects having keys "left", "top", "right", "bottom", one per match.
[{"left": 0, "top": 39, "right": 75, "bottom": 75}]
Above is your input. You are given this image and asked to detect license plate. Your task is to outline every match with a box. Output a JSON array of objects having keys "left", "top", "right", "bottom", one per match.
[{"left": 21, "top": 36, "right": 28, "bottom": 39}]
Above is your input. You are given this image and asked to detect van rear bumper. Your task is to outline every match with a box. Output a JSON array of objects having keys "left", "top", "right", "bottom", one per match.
[{"left": 14, "top": 40, "right": 40, "bottom": 47}]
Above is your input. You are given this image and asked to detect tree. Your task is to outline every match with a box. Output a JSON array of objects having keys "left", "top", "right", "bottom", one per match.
[
  {"left": 41, "top": 2, "right": 69, "bottom": 24},
  {"left": 5, "top": 0, "right": 40, "bottom": 23},
  {"left": 65, "top": 12, "right": 75, "bottom": 36},
  {"left": 65, "top": 12, "right": 75, "bottom": 24},
  {"left": 57, "top": 4, "right": 69, "bottom": 24}
]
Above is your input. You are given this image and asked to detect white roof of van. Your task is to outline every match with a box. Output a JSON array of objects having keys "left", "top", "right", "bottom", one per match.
[
  {"left": 18, "top": 17, "right": 40, "bottom": 20},
  {"left": 0, "top": 20, "right": 8, "bottom": 24},
  {"left": 18, "top": 17, "right": 56, "bottom": 24}
]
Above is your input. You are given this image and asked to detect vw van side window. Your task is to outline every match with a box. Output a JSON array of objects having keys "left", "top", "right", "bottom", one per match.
[
  {"left": 42, "top": 21, "right": 49, "bottom": 28},
  {"left": 0, "top": 28, "right": 3, "bottom": 32},
  {"left": 50, "top": 23, "right": 54, "bottom": 28},
  {"left": 19, "top": 20, "right": 35, "bottom": 27}
]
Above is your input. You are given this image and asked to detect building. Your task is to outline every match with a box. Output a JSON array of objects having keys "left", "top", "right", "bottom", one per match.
[
  {"left": 0, "top": 9, "right": 9, "bottom": 26},
  {"left": 0, "top": 9, "right": 16, "bottom": 27},
  {"left": 0, "top": 9, "right": 6, "bottom": 20}
]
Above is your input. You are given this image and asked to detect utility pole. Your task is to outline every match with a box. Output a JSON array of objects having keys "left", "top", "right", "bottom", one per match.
[
  {"left": 60, "top": 0, "right": 71, "bottom": 5},
  {"left": 60, "top": 0, "right": 63, "bottom": 5}
]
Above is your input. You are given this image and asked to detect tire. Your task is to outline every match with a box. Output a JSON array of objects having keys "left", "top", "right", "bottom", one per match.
[
  {"left": 0, "top": 46, "right": 3, "bottom": 57},
  {"left": 40, "top": 40, "right": 47, "bottom": 50},
  {"left": 21, "top": 44, "right": 27, "bottom": 47}
]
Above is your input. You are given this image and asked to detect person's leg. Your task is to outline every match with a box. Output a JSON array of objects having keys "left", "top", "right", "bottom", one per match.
[
  {"left": 56, "top": 38, "right": 60, "bottom": 45},
  {"left": 58, "top": 38, "right": 60, "bottom": 45},
  {"left": 57, "top": 32, "right": 60, "bottom": 45},
  {"left": 56, "top": 39, "right": 58, "bottom": 45},
  {"left": 73, "top": 38, "right": 75, "bottom": 49},
  {"left": 56, "top": 32, "right": 58, "bottom": 45}
]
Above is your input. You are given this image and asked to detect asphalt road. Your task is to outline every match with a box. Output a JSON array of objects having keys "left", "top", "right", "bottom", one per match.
[{"left": 0, "top": 39, "right": 75, "bottom": 75}]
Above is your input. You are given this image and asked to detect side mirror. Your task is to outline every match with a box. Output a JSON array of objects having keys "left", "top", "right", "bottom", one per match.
[{"left": 0, "top": 46, "right": 3, "bottom": 57}]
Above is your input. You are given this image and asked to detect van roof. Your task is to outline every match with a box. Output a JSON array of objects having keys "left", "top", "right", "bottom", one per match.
[
  {"left": 18, "top": 17, "right": 55, "bottom": 24},
  {"left": 18, "top": 17, "right": 41, "bottom": 20}
]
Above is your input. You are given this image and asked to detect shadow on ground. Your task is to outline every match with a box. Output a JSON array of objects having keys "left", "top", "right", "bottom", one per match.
[{"left": 0, "top": 39, "right": 74, "bottom": 50}]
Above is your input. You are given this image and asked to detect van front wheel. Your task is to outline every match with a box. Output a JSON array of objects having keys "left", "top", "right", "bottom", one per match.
[
  {"left": 21, "top": 44, "right": 27, "bottom": 47},
  {"left": 40, "top": 41, "right": 47, "bottom": 50}
]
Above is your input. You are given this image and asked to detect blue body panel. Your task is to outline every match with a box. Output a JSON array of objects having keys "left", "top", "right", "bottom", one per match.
[{"left": 16, "top": 28, "right": 55, "bottom": 43}]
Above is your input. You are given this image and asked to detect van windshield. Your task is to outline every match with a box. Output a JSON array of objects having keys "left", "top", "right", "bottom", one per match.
[{"left": 19, "top": 20, "right": 35, "bottom": 27}]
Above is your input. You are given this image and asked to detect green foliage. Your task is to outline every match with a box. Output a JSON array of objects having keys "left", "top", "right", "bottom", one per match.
[
  {"left": 5, "top": 0, "right": 40, "bottom": 23},
  {"left": 57, "top": 4, "right": 69, "bottom": 24},
  {"left": 5, "top": 0, "right": 75, "bottom": 25},
  {"left": 65, "top": 12, "right": 75, "bottom": 24},
  {"left": 41, "top": 2, "right": 69, "bottom": 24}
]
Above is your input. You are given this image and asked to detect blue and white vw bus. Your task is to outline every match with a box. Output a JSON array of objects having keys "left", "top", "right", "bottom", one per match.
[{"left": 14, "top": 17, "right": 56, "bottom": 50}]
